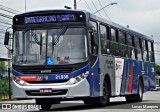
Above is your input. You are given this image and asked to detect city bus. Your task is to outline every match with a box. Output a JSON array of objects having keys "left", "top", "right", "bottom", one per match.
[{"left": 4, "top": 9, "right": 156, "bottom": 110}]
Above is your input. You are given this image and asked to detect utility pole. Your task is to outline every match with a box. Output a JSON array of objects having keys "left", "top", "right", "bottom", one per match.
[
  {"left": 74, "top": 0, "right": 77, "bottom": 9},
  {"left": 8, "top": 37, "right": 11, "bottom": 99},
  {"left": 25, "top": 0, "right": 26, "bottom": 12}
]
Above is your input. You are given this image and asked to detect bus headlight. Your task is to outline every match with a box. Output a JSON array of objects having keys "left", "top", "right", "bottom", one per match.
[
  {"left": 69, "top": 78, "right": 76, "bottom": 84},
  {"left": 68, "top": 71, "right": 89, "bottom": 84},
  {"left": 14, "top": 76, "right": 26, "bottom": 86}
]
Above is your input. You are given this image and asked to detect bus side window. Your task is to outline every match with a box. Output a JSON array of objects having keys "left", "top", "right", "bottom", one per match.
[
  {"left": 111, "top": 28, "right": 117, "bottom": 42},
  {"left": 89, "top": 21, "right": 98, "bottom": 55},
  {"left": 110, "top": 28, "right": 119, "bottom": 56},
  {"left": 148, "top": 41, "right": 155, "bottom": 62},
  {"left": 127, "top": 34, "right": 135, "bottom": 59},
  {"left": 89, "top": 21, "right": 97, "bottom": 32},
  {"left": 100, "top": 24, "right": 110, "bottom": 54},
  {"left": 118, "top": 30, "right": 127, "bottom": 57},
  {"left": 134, "top": 36, "right": 142, "bottom": 61},
  {"left": 142, "top": 39, "right": 149, "bottom": 62}
]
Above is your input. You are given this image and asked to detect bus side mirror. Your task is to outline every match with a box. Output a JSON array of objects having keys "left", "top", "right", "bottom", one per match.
[
  {"left": 4, "top": 32, "right": 10, "bottom": 45},
  {"left": 90, "top": 32, "right": 99, "bottom": 46}
]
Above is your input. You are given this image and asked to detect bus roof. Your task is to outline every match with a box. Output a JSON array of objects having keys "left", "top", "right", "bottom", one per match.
[
  {"left": 14, "top": 9, "right": 153, "bottom": 42},
  {"left": 14, "top": 9, "right": 89, "bottom": 17}
]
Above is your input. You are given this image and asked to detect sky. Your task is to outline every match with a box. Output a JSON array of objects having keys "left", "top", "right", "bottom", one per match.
[{"left": 0, "top": 0, "right": 160, "bottom": 62}]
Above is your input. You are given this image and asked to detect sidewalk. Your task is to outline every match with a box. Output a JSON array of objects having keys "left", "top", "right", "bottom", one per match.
[{"left": 0, "top": 99, "right": 35, "bottom": 103}]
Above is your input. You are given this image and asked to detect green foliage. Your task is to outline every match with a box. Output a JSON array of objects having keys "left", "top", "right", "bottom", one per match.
[
  {"left": 0, "top": 61, "right": 5, "bottom": 70},
  {"left": 0, "top": 79, "right": 9, "bottom": 94},
  {"left": 156, "top": 64, "right": 160, "bottom": 75},
  {"left": 0, "top": 61, "right": 11, "bottom": 96},
  {"left": 0, "top": 61, "right": 6, "bottom": 75}
]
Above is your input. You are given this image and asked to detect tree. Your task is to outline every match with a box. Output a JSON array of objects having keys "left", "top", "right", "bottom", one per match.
[{"left": 0, "top": 61, "right": 6, "bottom": 76}]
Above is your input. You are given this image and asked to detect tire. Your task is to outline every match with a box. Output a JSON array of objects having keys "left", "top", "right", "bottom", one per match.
[
  {"left": 98, "top": 82, "right": 110, "bottom": 106},
  {"left": 83, "top": 82, "right": 110, "bottom": 106},
  {"left": 126, "top": 79, "right": 143, "bottom": 102},
  {"left": 135, "top": 79, "right": 143, "bottom": 102}
]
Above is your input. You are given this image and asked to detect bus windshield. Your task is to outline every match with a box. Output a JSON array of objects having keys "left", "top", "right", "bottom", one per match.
[{"left": 13, "top": 27, "right": 88, "bottom": 65}]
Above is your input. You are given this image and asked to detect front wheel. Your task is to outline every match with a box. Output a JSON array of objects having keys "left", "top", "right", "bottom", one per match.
[
  {"left": 98, "top": 82, "right": 110, "bottom": 106},
  {"left": 83, "top": 82, "right": 110, "bottom": 106}
]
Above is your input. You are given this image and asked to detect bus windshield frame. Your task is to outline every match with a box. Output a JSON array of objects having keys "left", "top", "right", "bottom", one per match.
[{"left": 12, "top": 27, "right": 88, "bottom": 66}]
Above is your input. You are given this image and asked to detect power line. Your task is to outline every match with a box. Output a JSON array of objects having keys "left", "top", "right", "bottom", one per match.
[
  {"left": 90, "top": 0, "right": 102, "bottom": 17},
  {"left": 84, "top": 0, "right": 93, "bottom": 13},
  {"left": 0, "top": 20, "right": 12, "bottom": 25},
  {"left": 0, "top": 13, "right": 13, "bottom": 19},
  {"left": 0, "top": 5, "right": 21, "bottom": 14},
  {"left": 77, "top": 0, "right": 83, "bottom": 4},
  {"left": 0, "top": 24, "right": 10, "bottom": 28},
  {"left": 97, "top": 0, "right": 111, "bottom": 21},
  {"left": 0, "top": 29, "right": 6, "bottom": 32},
  {"left": 0, "top": 7, "right": 17, "bottom": 14},
  {"left": 0, "top": 18, "right": 12, "bottom": 23}
]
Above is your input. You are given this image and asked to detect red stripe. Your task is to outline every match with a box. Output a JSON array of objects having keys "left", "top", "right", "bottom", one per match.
[
  {"left": 40, "top": 76, "right": 44, "bottom": 81},
  {"left": 17, "top": 75, "right": 38, "bottom": 81},
  {"left": 128, "top": 64, "right": 133, "bottom": 94}
]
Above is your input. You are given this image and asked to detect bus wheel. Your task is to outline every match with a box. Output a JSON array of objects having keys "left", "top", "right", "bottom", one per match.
[
  {"left": 135, "top": 79, "right": 143, "bottom": 102},
  {"left": 98, "top": 82, "right": 110, "bottom": 106},
  {"left": 40, "top": 104, "right": 52, "bottom": 110},
  {"left": 126, "top": 80, "right": 143, "bottom": 102},
  {"left": 83, "top": 82, "right": 110, "bottom": 106}
]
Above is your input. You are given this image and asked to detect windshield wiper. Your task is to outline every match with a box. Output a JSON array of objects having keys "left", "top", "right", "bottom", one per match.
[
  {"left": 51, "top": 26, "right": 68, "bottom": 55},
  {"left": 31, "top": 30, "right": 43, "bottom": 55},
  {"left": 53, "top": 26, "right": 68, "bottom": 45}
]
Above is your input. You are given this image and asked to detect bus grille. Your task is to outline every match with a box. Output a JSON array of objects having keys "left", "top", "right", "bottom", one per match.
[
  {"left": 25, "top": 80, "right": 68, "bottom": 84},
  {"left": 13, "top": 61, "right": 89, "bottom": 74},
  {"left": 17, "top": 67, "right": 74, "bottom": 74}
]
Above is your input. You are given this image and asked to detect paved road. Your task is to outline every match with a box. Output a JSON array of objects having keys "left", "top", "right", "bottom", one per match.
[{"left": 0, "top": 91, "right": 160, "bottom": 112}]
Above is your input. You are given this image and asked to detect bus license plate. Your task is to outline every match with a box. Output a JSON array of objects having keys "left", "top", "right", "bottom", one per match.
[{"left": 40, "top": 88, "right": 52, "bottom": 93}]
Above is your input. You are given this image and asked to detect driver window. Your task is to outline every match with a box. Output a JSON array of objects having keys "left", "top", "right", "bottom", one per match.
[{"left": 89, "top": 21, "right": 98, "bottom": 55}]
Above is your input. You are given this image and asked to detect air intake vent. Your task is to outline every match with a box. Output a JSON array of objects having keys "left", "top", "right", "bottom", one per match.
[
  {"left": 13, "top": 61, "right": 88, "bottom": 74},
  {"left": 18, "top": 66, "right": 74, "bottom": 74}
]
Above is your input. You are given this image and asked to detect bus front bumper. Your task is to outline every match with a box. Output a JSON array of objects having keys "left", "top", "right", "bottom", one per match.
[{"left": 12, "top": 78, "right": 90, "bottom": 99}]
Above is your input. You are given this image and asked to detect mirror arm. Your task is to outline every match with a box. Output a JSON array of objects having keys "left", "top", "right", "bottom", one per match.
[{"left": 5, "top": 45, "right": 13, "bottom": 52}]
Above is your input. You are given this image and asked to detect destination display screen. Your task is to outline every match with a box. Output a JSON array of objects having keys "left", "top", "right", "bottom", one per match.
[
  {"left": 25, "top": 14, "right": 77, "bottom": 24},
  {"left": 13, "top": 12, "right": 85, "bottom": 25}
]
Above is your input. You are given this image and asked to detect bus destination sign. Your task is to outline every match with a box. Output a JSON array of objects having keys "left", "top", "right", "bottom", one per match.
[{"left": 24, "top": 14, "right": 77, "bottom": 24}]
